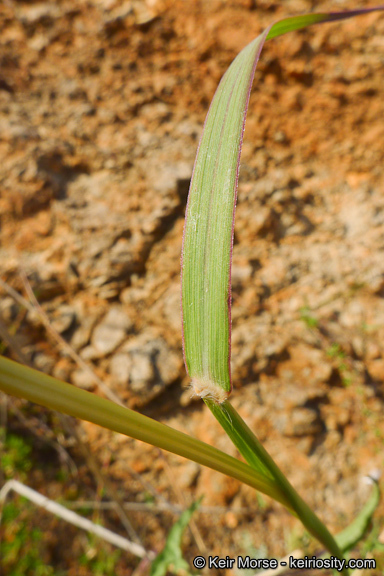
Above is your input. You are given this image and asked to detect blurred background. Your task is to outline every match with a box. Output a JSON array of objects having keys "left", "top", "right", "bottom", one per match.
[{"left": 0, "top": 0, "right": 384, "bottom": 574}]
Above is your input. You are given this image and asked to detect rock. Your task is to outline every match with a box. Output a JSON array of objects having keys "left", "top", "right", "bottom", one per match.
[
  {"left": 19, "top": 3, "right": 62, "bottom": 28},
  {"left": 149, "top": 282, "right": 182, "bottom": 340},
  {"left": 321, "top": 404, "right": 351, "bottom": 432},
  {"left": 266, "top": 377, "right": 327, "bottom": 437},
  {"left": 79, "top": 345, "right": 104, "bottom": 361},
  {"left": 276, "top": 344, "right": 333, "bottom": 386},
  {"left": 259, "top": 256, "right": 289, "bottom": 292},
  {"left": 177, "top": 461, "right": 200, "bottom": 489},
  {"left": 34, "top": 353, "right": 55, "bottom": 374},
  {"left": 231, "top": 315, "right": 289, "bottom": 381},
  {"left": 268, "top": 382, "right": 327, "bottom": 413},
  {"left": 367, "top": 359, "right": 384, "bottom": 382},
  {"left": 0, "top": 297, "right": 18, "bottom": 322},
  {"left": 365, "top": 341, "right": 381, "bottom": 361},
  {"left": 151, "top": 160, "right": 192, "bottom": 199},
  {"left": 273, "top": 407, "right": 323, "bottom": 437},
  {"left": 70, "top": 315, "right": 98, "bottom": 351},
  {"left": 321, "top": 388, "right": 352, "bottom": 432},
  {"left": 50, "top": 305, "right": 76, "bottom": 334},
  {"left": 110, "top": 332, "right": 182, "bottom": 405},
  {"left": 71, "top": 368, "right": 96, "bottom": 390},
  {"left": 231, "top": 261, "right": 253, "bottom": 289},
  {"left": 109, "top": 353, "right": 133, "bottom": 386},
  {"left": 91, "top": 306, "right": 133, "bottom": 355},
  {"left": 52, "top": 358, "right": 72, "bottom": 382}
]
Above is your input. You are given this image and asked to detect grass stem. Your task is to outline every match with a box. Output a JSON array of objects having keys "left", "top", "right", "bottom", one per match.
[{"left": 205, "top": 398, "right": 349, "bottom": 575}]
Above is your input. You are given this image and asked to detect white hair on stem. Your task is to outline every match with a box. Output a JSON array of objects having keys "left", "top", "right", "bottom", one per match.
[{"left": 190, "top": 377, "right": 229, "bottom": 405}]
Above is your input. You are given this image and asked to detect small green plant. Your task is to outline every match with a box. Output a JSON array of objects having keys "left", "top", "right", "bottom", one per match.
[
  {"left": 358, "top": 520, "right": 384, "bottom": 572},
  {"left": 1, "top": 500, "right": 56, "bottom": 576},
  {"left": 326, "top": 343, "right": 353, "bottom": 386},
  {"left": 150, "top": 500, "right": 201, "bottom": 576},
  {"left": 79, "top": 532, "right": 122, "bottom": 576},
  {"left": 0, "top": 6, "right": 383, "bottom": 575},
  {"left": 235, "top": 534, "right": 268, "bottom": 576},
  {"left": 0, "top": 430, "right": 32, "bottom": 480},
  {"left": 299, "top": 306, "right": 319, "bottom": 329},
  {"left": 327, "top": 343, "right": 346, "bottom": 359}
]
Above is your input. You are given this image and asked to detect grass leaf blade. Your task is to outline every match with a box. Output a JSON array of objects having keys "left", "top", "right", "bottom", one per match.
[
  {"left": 182, "top": 29, "right": 269, "bottom": 402},
  {"left": 150, "top": 499, "right": 201, "bottom": 576},
  {"left": 181, "top": 7, "right": 384, "bottom": 401},
  {"left": 0, "top": 355, "right": 291, "bottom": 507}
]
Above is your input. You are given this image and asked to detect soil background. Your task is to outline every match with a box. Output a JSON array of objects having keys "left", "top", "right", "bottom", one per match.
[{"left": 0, "top": 1, "right": 384, "bottom": 575}]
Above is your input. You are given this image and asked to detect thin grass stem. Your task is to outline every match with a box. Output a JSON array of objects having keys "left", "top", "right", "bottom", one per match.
[{"left": 205, "top": 399, "right": 349, "bottom": 575}]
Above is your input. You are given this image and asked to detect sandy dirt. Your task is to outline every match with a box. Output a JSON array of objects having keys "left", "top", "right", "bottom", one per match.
[{"left": 0, "top": 1, "right": 384, "bottom": 574}]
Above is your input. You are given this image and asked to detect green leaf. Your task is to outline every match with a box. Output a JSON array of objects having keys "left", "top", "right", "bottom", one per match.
[
  {"left": 205, "top": 398, "right": 346, "bottom": 565},
  {"left": 0, "top": 355, "right": 290, "bottom": 508},
  {"left": 181, "top": 7, "right": 384, "bottom": 402},
  {"left": 335, "top": 478, "right": 381, "bottom": 552},
  {"left": 150, "top": 499, "right": 201, "bottom": 576}
]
